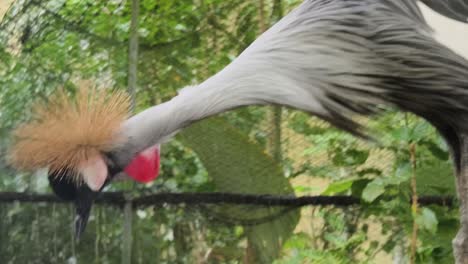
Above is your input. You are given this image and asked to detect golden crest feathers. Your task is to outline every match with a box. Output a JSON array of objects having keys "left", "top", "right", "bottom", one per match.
[{"left": 8, "top": 85, "right": 131, "bottom": 178}]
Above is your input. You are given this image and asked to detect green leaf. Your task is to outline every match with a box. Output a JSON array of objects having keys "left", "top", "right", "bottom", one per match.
[
  {"left": 362, "top": 180, "right": 385, "bottom": 202},
  {"left": 410, "top": 121, "right": 433, "bottom": 142},
  {"left": 322, "top": 179, "right": 354, "bottom": 195},
  {"left": 420, "top": 140, "right": 449, "bottom": 161},
  {"left": 416, "top": 208, "right": 438, "bottom": 234},
  {"left": 385, "top": 162, "right": 412, "bottom": 185}
]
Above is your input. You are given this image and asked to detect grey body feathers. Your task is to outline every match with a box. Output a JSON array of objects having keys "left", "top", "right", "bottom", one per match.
[{"left": 114, "top": 0, "right": 468, "bottom": 171}]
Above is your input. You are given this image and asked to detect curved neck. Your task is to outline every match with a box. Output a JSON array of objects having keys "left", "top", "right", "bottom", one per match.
[
  {"left": 113, "top": 58, "right": 324, "bottom": 168},
  {"left": 112, "top": 70, "right": 261, "bottom": 167}
]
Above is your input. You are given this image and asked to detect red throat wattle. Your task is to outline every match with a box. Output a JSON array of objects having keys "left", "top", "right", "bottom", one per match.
[{"left": 124, "top": 145, "right": 160, "bottom": 183}]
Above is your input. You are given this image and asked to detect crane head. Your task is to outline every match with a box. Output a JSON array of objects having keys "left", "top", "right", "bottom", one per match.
[
  {"left": 8, "top": 86, "right": 161, "bottom": 238},
  {"left": 47, "top": 144, "right": 160, "bottom": 239}
]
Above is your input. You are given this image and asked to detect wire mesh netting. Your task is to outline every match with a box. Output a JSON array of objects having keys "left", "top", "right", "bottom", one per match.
[{"left": 0, "top": 0, "right": 463, "bottom": 263}]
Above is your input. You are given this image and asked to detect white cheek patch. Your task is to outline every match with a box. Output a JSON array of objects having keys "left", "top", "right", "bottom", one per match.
[{"left": 79, "top": 155, "right": 108, "bottom": 191}]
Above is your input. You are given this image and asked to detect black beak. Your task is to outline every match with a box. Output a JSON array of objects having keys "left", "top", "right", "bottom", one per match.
[
  {"left": 48, "top": 163, "right": 119, "bottom": 239},
  {"left": 48, "top": 170, "right": 103, "bottom": 240},
  {"left": 74, "top": 184, "right": 99, "bottom": 239}
]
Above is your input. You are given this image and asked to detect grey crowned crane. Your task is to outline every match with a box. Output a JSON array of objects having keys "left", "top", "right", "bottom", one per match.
[{"left": 8, "top": 0, "right": 468, "bottom": 261}]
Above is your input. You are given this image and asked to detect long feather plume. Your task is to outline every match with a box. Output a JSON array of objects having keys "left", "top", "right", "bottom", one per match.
[{"left": 8, "top": 85, "right": 130, "bottom": 183}]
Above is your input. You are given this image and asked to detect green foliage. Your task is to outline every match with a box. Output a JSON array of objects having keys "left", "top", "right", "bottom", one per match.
[
  {"left": 274, "top": 209, "right": 379, "bottom": 264},
  {"left": 288, "top": 111, "right": 458, "bottom": 263},
  {"left": 0, "top": 0, "right": 460, "bottom": 263}
]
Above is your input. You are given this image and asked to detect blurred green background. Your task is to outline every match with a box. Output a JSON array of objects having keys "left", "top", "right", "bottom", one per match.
[{"left": 0, "top": 1, "right": 463, "bottom": 263}]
